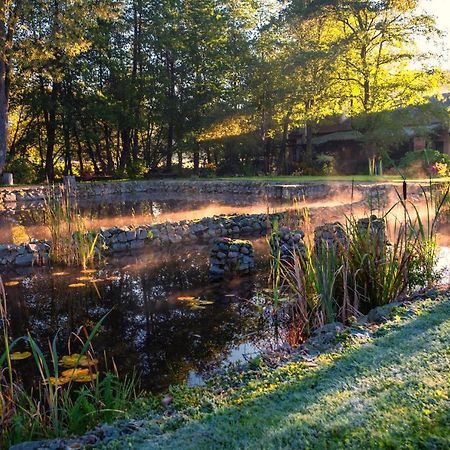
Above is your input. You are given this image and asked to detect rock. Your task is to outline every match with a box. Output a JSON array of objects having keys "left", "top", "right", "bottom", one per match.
[
  {"left": 111, "top": 242, "right": 128, "bottom": 252},
  {"left": 367, "top": 301, "right": 403, "bottom": 324},
  {"left": 117, "top": 232, "right": 128, "bottom": 243},
  {"left": 126, "top": 230, "right": 137, "bottom": 241},
  {"left": 312, "top": 322, "right": 345, "bottom": 336},
  {"left": 209, "top": 265, "right": 225, "bottom": 276},
  {"left": 169, "top": 234, "right": 182, "bottom": 244},
  {"left": 15, "top": 253, "right": 33, "bottom": 267}
]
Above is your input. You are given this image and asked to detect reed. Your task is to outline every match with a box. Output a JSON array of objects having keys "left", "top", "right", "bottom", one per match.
[
  {"left": 269, "top": 180, "right": 447, "bottom": 342},
  {"left": 0, "top": 277, "right": 138, "bottom": 447},
  {"left": 44, "top": 186, "right": 101, "bottom": 269}
]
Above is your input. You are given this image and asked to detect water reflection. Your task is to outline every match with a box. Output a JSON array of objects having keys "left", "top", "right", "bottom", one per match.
[{"left": 3, "top": 240, "right": 272, "bottom": 391}]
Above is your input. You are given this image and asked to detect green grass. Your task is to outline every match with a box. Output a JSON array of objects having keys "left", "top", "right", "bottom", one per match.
[
  {"left": 4, "top": 175, "right": 450, "bottom": 187},
  {"left": 108, "top": 294, "right": 450, "bottom": 449},
  {"left": 219, "top": 174, "right": 450, "bottom": 183}
]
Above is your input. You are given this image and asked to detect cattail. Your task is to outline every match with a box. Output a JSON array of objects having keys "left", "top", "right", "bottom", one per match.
[{"left": 403, "top": 180, "right": 407, "bottom": 201}]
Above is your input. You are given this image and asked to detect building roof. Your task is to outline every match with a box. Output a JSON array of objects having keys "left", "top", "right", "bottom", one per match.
[{"left": 312, "top": 130, "right": 363, "bottom": 145}]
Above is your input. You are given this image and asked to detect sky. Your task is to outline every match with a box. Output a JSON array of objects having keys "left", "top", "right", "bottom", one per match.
[{"left": 418, "top": 0, "right": 450, "bottom": 70}]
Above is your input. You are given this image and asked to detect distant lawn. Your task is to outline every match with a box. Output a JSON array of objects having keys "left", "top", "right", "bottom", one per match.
[
  {"left": 219, "top": 174, "right": 450, "bottom": 183},
  {"left": 113, "top": 295, "right": 450, "bottom": 450}
]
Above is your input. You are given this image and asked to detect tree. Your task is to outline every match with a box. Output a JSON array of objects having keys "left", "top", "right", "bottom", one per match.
[{"left": 0, "top": 0, "right": 23, "bottom": 174}]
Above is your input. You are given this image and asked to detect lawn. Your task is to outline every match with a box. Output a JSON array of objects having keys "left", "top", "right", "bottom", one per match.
[
  {"left": 111, "top": 295, "right": 450, "bottom": 450},
  {"left": 219, "top": 174, "right": 450, "bottom": 184}
]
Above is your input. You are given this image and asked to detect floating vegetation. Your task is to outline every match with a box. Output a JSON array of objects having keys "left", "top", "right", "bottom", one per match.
[
  {"left": 176, "top": 296, "right": 215, "bottom": 309},
  {"left": 68, "top": 283, "right": 86, "bottom": 288},
  {"left": 61, "top": 368, "right": 90, "bottom": 378},
  {"left": 9, "top": 351, "right": 32, "bottom": 361},
  {"left": 46, "top": 376, "right": 71, "bottom": 386},
  {"left": 73, "top": 372, "right": 98, "bottom": 383},
  {"left": 105, "top": 276, "right": 120, "bottom": 281},
  {"left": 59, "top": 354, "right": 98, "bottom": 368}
]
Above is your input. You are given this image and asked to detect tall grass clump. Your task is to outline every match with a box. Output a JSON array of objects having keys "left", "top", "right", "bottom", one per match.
[
  {"left": 44, "top": 186, "right": 101, "bottom": 268},
  {"left": 269, "top": 181, "right": 448, "bottom": 342},
  {"left": 0, "top": 277, "right": 139, "bottom": 447}
]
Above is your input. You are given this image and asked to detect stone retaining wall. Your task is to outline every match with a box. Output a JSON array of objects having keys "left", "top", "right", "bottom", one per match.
[
  {"left": 0, "top": 179, "right": 433, "bottom": 205},
  {"left": 0, "top": 212, "right": 284, "bottom": 268}
]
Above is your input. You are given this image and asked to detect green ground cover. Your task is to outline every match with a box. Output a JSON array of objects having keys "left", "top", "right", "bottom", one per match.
[
  {"left": 219, "top": 174, "right": 450, "bottom": 183},
  {"left": 108, "top": 294, "right": 450, "bottom": 450}
]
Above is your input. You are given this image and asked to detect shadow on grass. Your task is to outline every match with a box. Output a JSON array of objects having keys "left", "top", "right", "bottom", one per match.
[{"left": 137, "top": 299, "right": 450, "bottom": 450}]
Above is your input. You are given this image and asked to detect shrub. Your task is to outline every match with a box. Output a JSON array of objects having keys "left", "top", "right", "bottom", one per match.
[
  {"left": 314, "top": 154, "right": 335, "bottom": 176},
  {"left": 5, "top": 159, "right": 38, "bottom": 184},
  {"left": 399, "top": 149, "right": 450, "bottom": 177},
  {"left": 198, "top": 163, "right": 217, "bottom": 178}
]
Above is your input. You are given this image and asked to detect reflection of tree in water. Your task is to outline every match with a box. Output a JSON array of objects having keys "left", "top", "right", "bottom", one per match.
[{"left": 5, "top": 244, "right": 270, "bottom": 391}]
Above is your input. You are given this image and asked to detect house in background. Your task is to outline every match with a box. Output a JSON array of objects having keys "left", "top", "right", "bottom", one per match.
[{"left": 288, "top": 94, "right": 450, "bottom": 174}]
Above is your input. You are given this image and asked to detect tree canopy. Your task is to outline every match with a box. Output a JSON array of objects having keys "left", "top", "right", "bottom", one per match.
[{"left": 0, "top": 0, "right": 448, "bottom": 181}]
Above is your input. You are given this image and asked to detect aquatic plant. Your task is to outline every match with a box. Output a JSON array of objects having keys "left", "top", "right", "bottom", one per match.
[
  {"left": 44, "top": 186, "right": 101, "bottom": 268},
  {"left": 0, "top": 277, "right": 138, "bottom": 447},
  {"left": 269, "top": 181, "right": 448, "bottom": 342}
]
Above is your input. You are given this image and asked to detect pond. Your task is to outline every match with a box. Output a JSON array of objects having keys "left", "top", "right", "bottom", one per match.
[
  {"left": 0, "top": 190, "right": 356, "bottom": 243},
  {"left": 2, "top": 189, "right": 450, "bottom": 393},
  {"left": 3, "top": 238, "right": 276, "bottom": 392}
]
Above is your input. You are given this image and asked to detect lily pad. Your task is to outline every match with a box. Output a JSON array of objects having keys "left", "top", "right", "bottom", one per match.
[
  {"left": 47, "top": 376, "right": 71, "bottom": 386},
  {"left": 73, "top": 373, "right": 98, "bottom": 383},
  {"left": 61, "top": 368, "right": 90, "bottom": 378},
  {"left": 59, "top": 354, "right": 98, "bottom": 368},
  {"left": 68, "top": 283, "right": 86, "bottom": 288},
  {"left": 10, "top": 351, "right": 32, "bottom": 360}
]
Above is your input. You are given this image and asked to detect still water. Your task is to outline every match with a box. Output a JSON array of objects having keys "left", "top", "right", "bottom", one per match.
[
  {"left": 3, "top": 239, "right": 274, "bottom": 391},
  {"left": 3, "top": 191, "right": 450, "bottom": 392}
]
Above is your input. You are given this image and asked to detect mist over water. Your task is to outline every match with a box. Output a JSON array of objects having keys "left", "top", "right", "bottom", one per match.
[{"left": 2, "top": 186, "right": 450, "bottom": 391}]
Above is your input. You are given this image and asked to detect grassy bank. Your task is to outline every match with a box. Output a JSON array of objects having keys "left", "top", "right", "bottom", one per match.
[
  {"left": 219, "top": 174, "right": 450, "bottom": 183},
  {"left": 107, "top": 293, "right": 450, "bottom": 450}
]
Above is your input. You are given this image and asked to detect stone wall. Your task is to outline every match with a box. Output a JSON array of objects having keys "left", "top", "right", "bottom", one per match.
[
  {"left": 0, "top": 178, "right": 434, "bottom": 205},
  {"left": 0, "top": 212, "right": 284, "bottom": 268},
  {"left": 209, "top": 238, "right": 255, "bottom": 277}
]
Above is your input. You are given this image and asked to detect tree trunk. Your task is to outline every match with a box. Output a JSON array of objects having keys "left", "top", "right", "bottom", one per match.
[
  {"left": 0, "top": 59, "right": 7, "bottom": 173},
  {"left": 44, "top": 81, "right": 60, "bottom": 182},
  {"left": 62, "top": 117, "right": 72, "bottom": 175},
  {"left": 165, "top": 55, "right": 175, "bottom": 172},
  {"left": 119, "top": 128, "right": 131, "bottom": 171},
  {"left": 193, "top": 143, "right": 200, "bottom": 174},
  {"left": 305, "top": 121, "right": 313, "bottom": 168},
  {"left": 277, "top": 113, "right": 291, "bottom": 175},
  {"left": 166, "top": 121, "right": 173, "bottom": 171}
]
